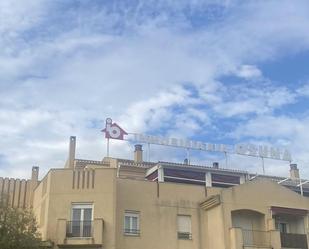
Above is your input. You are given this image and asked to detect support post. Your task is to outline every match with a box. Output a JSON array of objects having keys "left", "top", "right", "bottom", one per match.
[
  {"left": 107, "top": 138, "right": 110, "bottom": 157},
  {"left": 186, "top": 148, "right": 190, "bottom": 164}
]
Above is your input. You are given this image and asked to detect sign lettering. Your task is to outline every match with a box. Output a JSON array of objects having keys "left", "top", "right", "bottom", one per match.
[{"left": 130, "top": 133, "right": 292, "bottom": 162}]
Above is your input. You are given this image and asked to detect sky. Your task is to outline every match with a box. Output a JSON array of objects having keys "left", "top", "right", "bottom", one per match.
[{"left": 1, "top": 0, "right": 309, "bottom": 179}]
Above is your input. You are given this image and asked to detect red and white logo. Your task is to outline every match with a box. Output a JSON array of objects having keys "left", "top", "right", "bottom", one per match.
[{"left": 102, "top": 118, "right": 128, "bottom": 140}]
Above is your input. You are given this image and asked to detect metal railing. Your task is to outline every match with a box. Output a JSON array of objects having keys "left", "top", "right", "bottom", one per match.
[
  {"left": 280, "top": 233, "right": 308, "bottom": 249},
  {"left": 242, "top": 229, "right": 270, "bottom": 247},
  {"left": 66, "top": 220, "right": 93, "bottom": 238},
  {"left": 124, "top": 229, "right": 140, "bottom": 235},
  {"left": 178, "top": 232, "right": 192, "bottom": 240}
]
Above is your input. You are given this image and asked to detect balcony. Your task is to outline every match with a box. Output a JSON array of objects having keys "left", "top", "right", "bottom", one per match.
[
  {"left": 242, "top": 229, "right": 271, "bottom": 248},
  {"left": 66, "top": 220, "right": 93, "bottom": 238},
  {"left": 280, "top": 233, "right": 308, "bottom": 249},
  {"left": 230, "top": 228, "right": 272, "bottom": 249},
  {"left": 57, "top": 218, "right": 103, "bottom": 248},
  {"left": 271, "top": 206, "right": 308, "bottom": 249},
  {"left": 231, "top": 209, "right": 272, "bottom": 248}
]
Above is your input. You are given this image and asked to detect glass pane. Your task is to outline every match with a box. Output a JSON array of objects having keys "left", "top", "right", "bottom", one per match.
[
  {"left": 132, "top": 217, "right": 138, "bottom": 231},
  {"left": 72, "top": 220, "right": 81, "bottom": 237},
  {"left": 83, "top": 220, "right": 92, "bottom": 237},
  {"left": 72, "top": 209, "right": 81, "bottom": 221},
  {"left": 83, "top": 208, "right": 92, "bottom": 221},
  {"left": 279, "top": 223, "right": 287, "bottom": 233},
  {"left": 125, "top": 216, "right": 130, "bottom": 231}
]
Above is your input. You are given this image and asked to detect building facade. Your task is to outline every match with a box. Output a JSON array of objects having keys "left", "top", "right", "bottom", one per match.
[{"left": 1, "top": 136, "right": 309, "bottom": 249}]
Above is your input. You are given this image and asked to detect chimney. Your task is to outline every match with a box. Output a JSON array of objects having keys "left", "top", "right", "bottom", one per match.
[
  {"left": 213, "top": 162, "right": 219, "bottom": 169},
  {"left": 68, "top": 136, "right": 76, "bottom": 169},
  {"left": 134, "top": 144, "right": 143, "bottom": 163},
  {"left": 30, "top": 166, "right": 39, "bottom": 207},
  {"left": 31, "top": 166, "right": 39, "bottom": 182},
  {"left": 290, "top": 163, "right": 300, "bottom": 180}
]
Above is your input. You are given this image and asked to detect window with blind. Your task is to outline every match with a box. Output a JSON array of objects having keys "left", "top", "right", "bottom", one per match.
[
  {"left": 124, "top": 211, "right": 140, "bottom": 236},
  {"left": 177, "top": 215, "right": 192, "bottom": 240}
]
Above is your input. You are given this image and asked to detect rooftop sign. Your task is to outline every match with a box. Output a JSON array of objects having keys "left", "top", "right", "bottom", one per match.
[
  {"left": 130, "top": 133, "right": 292, "bottom": 162},
  {"left": 101, "top": 118, "right": 292, "bottom": 162}
]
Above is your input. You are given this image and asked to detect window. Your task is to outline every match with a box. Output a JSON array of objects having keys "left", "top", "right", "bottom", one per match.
[
  {"left": 177, "top": 215, "right": 192, "bottom": 240},
  {"left": 124, "top": 211, "right": 140, "bottom": 235},
  {"left": 276, "top": 222, "right": 289, "bottom": 233},
  {"left": 67, "top": 203, "right": 93, "bottom": 237}
]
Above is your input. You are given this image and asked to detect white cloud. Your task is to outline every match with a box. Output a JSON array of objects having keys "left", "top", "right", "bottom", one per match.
[
  {"left": 297, "top": 83, "right": 309, "bottom": 97},
  {"left": 235, "top": 65, "right": 262, "bottom": 79},
  {"left": 231, "top": 115, "right": 309, "bottom": 177},
  {"left": 0, "top": 0, "right": 46, "bottom": 34},
  {"left": 232, "top": 116, "right": 303, "bottom": 139},
  {"left": 209, "top": 85, "right": 297, "bottom": 118},
  {"left": 1, "top": 0, "right": 309, "bottom": 179}
]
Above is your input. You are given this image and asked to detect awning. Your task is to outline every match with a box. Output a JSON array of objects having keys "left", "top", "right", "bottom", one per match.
[{"left": 271, "top": 206, "right": 308, "bottom": 216}]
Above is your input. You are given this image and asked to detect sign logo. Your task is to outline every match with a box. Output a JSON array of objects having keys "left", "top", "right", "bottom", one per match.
[{"left": 102, "top": 118, "right": 128, "bottom": 140}]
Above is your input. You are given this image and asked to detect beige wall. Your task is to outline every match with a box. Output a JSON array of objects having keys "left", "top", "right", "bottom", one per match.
[
  {"left": 0, "top": 177, "right": 32, "bottom": 208},
  {"left": 116, "top": 178, "right": 207, "bottom": 249},
  {"left": 33, "top": 167, "right": 117, "bottom": 248},
  {"left": 33, "top": 167, "right": 212, "bottom": 249},
  {"left": 11, "top": 167, "right": 309, "bottom": 249}
]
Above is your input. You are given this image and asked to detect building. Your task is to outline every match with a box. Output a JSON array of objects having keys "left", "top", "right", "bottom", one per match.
[{"left": 1, "top": 136, "right": 309, "bottom": 249}]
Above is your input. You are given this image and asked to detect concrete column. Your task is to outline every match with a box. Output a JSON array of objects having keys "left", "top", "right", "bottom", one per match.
[
  {"left": 93, "top": 218, "right": 104, "bottom": 245},
  {"left": 56, "top": 219, "right": 67, "bottom": 245},
  {"left": 205, "top": 172, "right": 212, "bottom": 187},
  {"left": 230, "top": 227, "right": 243, "bottom": 249},
  {"left": 158, "top": 166, "right": 164, "bottom": 182},
  {"left": 270, "top": 230, "right": 281, "bottom": 249},
  {"left": 267, "top": 218, "right": 276, "bottom": 231},
  {"left": 240, "top": 175, "right": 246, "bottom": 184}
]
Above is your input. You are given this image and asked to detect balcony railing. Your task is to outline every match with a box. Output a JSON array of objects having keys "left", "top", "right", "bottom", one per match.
[
  {"left": 66, "top": 220, "right": 93, "bottom": 238},
  {"left": 124, "top": 228, "right": 140, "bottom": 236},
  {"left": 178, "top": 232, "right": 192, "bottom": 240},
  {"left": 242, "top": 229, "right": 270, "bottom": 247},
  {"left": 280, "top": 233, "right": 308, "bottom": 249}
]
